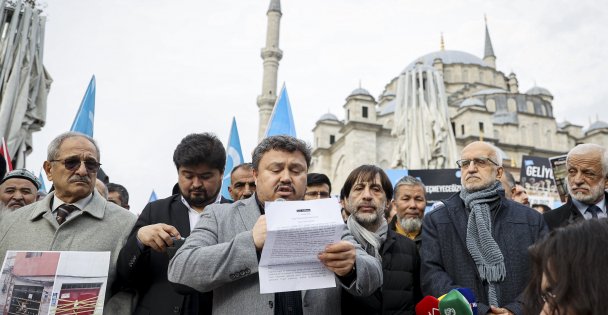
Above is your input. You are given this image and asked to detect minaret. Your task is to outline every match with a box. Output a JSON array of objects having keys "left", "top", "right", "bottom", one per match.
[
  {"left": 483, "top": 16, "right": 496, "bottom": 69},
  {"left": 257, "top": 0, "right": 283, "bottom": 141}
]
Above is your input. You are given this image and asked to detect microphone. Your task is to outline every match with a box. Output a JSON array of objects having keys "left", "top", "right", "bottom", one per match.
[
  {"left": 456, "top": 288, "right": 477, "bottom": 315},
  {"left": 416, "top": 295, "right": 440, "bottom": 315},
  {"left": 439, "top": 289, "right": 473, "bottom": 315}
]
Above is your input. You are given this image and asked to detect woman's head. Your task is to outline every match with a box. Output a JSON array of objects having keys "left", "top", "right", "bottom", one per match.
[{"left": 524, "top": 218, "right": 608, "bottom": 315}]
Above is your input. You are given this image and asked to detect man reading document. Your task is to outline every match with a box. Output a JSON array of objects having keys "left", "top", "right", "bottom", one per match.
[{"left": 168, "top": 135, "right": 382, "bottom": 314}]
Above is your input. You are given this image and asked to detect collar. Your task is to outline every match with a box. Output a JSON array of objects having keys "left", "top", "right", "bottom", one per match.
[
  {"left": 31, "top": 191, "right": 102, "bottom": 221},
  {"left": 571, "top": 195, "right": 606, "bottom": 214},
  {"left": 180, "top": 192, "right": 222, "bottom": 212}
]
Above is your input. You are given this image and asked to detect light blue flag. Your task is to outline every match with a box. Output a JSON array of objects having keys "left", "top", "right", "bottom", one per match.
[
  {"left": 70, "top": 75, "right": 96, "bottom": 137},
  {"left": 37, "top": 170, "right": 47, "bottom": 194},
  {"left": 149, "top": 190, "right": 158, "bottom": 203},
  {"left": 265, "top": 84, "right": 296, "bottom": 138},
  {"left": 221, "top": 117, "right": 244, "bottom": 200}
]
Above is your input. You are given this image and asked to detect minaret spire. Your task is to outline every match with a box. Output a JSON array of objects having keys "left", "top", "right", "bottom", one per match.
[
  {"left": 257, "top": 0, "right": 283, "bottom": 141},
  {"left": 483, "top": 15, "right": 496, "bottom": 69},
  {"left": 440, "top": 32, "right": 445, "bottom": 51}
]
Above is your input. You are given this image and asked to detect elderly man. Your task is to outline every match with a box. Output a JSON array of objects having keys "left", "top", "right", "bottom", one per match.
[
  {"left": 341, "top": 165, "right": 420, "bottom": 314},
  {"left": 421, "top": 141, "right": 547, "bottom": 315},
  {"left": 168, "top": 135, "right": 382, "bottom": 314},
  {"left": 0, "top": 169, "right": 41, "bottom": 211},
  {"left": 107, "top": 183, "right": 130, "bottom": 210},
  {"left": 228, "top": 162, "right": 256, "bottom": 201},
  {"left": 544, "top": 143, "right": 608, "bottom": 230},
  {"left": 389, "top": 175, "right": 426, "bottom": 250},
  {"left": 0, "top": 132, "right": 137, "bottom": 314},
  {"left": 304, "top": 173, "right": 332, "bottom": 200},
  {"left": 117, "top": 133, "right": 230, "bottom": 315}
]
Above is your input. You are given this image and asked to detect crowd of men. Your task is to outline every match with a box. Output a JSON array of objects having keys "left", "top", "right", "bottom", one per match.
[{"left": 0, "top": 131, "right": 607, "bottom": 315}]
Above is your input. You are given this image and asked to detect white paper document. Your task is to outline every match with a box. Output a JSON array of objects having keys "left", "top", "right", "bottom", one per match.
[{"left": 259, "top": 198, "right": 344, "bottom": 294}]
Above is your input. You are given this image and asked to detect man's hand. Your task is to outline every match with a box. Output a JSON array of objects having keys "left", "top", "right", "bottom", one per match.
[
  {"left": 317, "top": 241, "right": 356, "bottom": 277},
  {"left": 136, "top": 223, "right": 181, "bottom": 252},
  {"left": 252, "top": 215, "right": 267, "bottom": 251},
  {"left": 489, "top": 306, "right": 514, "bottom": 315}
]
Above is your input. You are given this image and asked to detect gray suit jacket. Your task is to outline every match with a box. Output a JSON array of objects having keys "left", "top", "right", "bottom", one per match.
[
  {"left": 168, "top": 196, "right": 383, "bottom": 315},
  {"left": 0, "top": 191, "right": 137, "bottom": 314}
]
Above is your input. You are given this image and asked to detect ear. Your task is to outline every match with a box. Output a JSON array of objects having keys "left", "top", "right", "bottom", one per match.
[
  {"left": 228, "top": 186, "right": 233, "bottom": 193},
  {"left": 43, "top": 161, "right": 53, "bottom": 181},
  {"left": 253, "top": 168, "right": 258, "bottom": 181},
  {"left": 495, "top": 166, "right": 504, "bottom": 180}
]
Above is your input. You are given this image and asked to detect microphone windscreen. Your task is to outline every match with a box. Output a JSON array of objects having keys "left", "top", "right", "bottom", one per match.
[
  {"left": 439, "top": 289, "right": 473, "bottom": 315},
  {"left": 455, "top": 288, "right": 477, "bottom": 315},
  {"left": 416, "top": 295, "right": 440, "bottom": 315}
]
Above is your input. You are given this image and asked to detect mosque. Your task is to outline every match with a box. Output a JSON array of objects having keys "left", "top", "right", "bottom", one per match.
[{"left": 256, "top": 1, "right": 608, "bottom": 192}]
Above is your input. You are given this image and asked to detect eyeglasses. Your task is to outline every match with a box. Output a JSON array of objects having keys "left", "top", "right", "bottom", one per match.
[
  {"left": 456, "top": 157, "right": 499, "bottom": 169},
  {"left": 305, "top": 191, "right": 331, "bottom": 198},
  {"left": 50, "top": 157, "right": 101, "bottom": 173}
]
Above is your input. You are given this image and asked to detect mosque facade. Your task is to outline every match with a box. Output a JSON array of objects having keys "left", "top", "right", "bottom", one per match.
[
  {"left": 255, "top": 1, "right": 608, "bottom": 192},
  {"left": 307, "top": 26, "right": 608, "bottom": 191}
]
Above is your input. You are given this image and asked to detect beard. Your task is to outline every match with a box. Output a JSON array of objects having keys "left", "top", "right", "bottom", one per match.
[
  {"left": 183, "top": 186, "right": 221, "bottom": 208},
  {"left": 351, "top": 205, "right": 385, "bottom": 230},
  {"left": 399, "top": 216, "right": 422, "bottom": 234},
  {"left": 566, "top": 180, "right": 605, "bottom": 204},
  {"left": 0, "top": 201, "right": 11, "bottom": 212}
]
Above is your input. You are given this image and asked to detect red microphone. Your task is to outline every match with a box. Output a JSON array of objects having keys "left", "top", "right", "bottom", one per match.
[{"left": 416, "top": 295, "right": 440, "bottom": 315}]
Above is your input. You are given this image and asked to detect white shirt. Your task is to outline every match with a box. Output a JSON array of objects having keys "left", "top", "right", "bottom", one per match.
[
  {"left": 572, "top": 196, "right": 607, "bottom": 219},
  {"left": 180, "top": 193, "right": 223, "bottom": 232}
]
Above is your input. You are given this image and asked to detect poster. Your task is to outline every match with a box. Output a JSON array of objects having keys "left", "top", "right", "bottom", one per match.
[
  {"left": 519, "top": 155, "right": 562, "bottom": 208},
  {"left": 0, "top": 251, "right": 110, "bottom": 315}
]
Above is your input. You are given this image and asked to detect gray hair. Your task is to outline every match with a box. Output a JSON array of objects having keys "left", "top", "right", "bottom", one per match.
[
  {"left": 489, "top": 144, "right": 504, "bottom": 167},
  {"left": 567, "top": 143, "right": 608, "bottom": 177},
  {"left": 393, "top": 175, "right": 426, "bottom": 199},
  {"left": 251, "top": 135, "right": 311, "bottom": 170},
  {"left": 47, "top": 132, "right": 100, "bottom": 161}
]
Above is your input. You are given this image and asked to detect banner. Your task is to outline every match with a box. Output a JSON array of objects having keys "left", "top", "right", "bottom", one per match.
[
  {"left": 408, "top": 169, "right": 462, "bottom": 206},
  {"left": 519, "top": 155, "right": 561, "bottom": 208}
]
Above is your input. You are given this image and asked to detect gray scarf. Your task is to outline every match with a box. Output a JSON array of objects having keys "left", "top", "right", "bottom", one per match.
[
  {"left": 347, "top": 215, "right": 388, "bottom": 260},
  {"left": 460, "top": 181, "right": 504, "bottom": 306}
]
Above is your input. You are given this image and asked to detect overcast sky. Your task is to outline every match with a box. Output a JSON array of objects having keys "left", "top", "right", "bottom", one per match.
[{"left": 25, "top": 0, "right": 608, "bottom": 213}]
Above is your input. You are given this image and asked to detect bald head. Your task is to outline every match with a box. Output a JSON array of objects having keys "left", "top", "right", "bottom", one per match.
[{"left": 459, "top": 141, "right": 504, "bottom": 192}]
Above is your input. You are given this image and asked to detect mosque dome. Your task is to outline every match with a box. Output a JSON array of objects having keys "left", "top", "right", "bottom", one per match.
[
  {"left": 317, "top": 112, "right": 339, "bottom": 122},
  {"left": 526, "top": 86, "right": 553, "bottom": 97},
  {"left": 349, "top": 87, "right": 372, "bottom": 97},
  {"left": 404, "top": 50, "right": 488, "bottom": 72},
  {"left": 586, "top": 120, "right": 608, "bottom": 133},
  {"left": 459, "top": 98, "right": 485, "bottom": 108}
]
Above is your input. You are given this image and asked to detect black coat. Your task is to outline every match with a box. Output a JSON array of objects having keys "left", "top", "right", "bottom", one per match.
[
  {"left": 117, "top": 194, "right": 230, "bottom": 315},
  {"left": 543, "top": 192, "right": 607, "bottom": 230},
  {"left": 341, "top": 228, "right": 421, "bottom": 315}
]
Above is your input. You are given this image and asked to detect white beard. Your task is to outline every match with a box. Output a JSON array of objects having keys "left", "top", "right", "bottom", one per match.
[{"left": 399, "top": 216, "right": 422, "bottom": 234}]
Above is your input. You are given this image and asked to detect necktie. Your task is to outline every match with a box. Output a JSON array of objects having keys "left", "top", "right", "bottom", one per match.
[
  {"left": 56, "top": 204, "right": 78, "bottom": 225},
  {"left": 586, "top": 205, "right": 602, "bottom": 219}
]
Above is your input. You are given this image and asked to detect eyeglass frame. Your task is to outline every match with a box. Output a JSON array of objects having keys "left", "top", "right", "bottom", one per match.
[
  {"left": 304, "top": 191, "right": 331, "bottom": 198},
  {"left": 50, "top": 157, "right": 102, "bottom": 173},
  {"left": 456, "top": 157, "right": 499, "bottom": 169}
]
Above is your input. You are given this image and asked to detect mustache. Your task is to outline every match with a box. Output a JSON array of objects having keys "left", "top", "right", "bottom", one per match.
[
  {"left": 69, "top": 176, "right": 91, "bottom": 183},
  {"left": 274, "top": 183, "right": 296, "bottom": 193},
  {"left": 8, "top": 200, "right": 26, "bottom": 208}
]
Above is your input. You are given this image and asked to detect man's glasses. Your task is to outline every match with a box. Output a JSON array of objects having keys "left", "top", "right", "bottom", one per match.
[
  {"left": 51, "top": 157, "right": 101, "bottom": 173},
  {"left": 456, "top": 157, "right": 499, "bottom": 169},
  {"left": 304, "top": 191, "right": 331, "bottom": 198}
]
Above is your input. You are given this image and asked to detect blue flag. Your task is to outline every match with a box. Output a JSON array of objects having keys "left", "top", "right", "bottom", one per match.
[
  {"left": 221, "top": 117, "right": 244, "bottom": 200},
  {"left": 265, "top": 84, "right": 296, "bottom": 138},
  {"left": 70, "top": 75, "right": 96, "bottom": 137},
  {"left": 149, "top": 190, "right": 158, "bottom": 203},
  {"left": 37, "top": 170, "right": 47, "bottom": 194}
]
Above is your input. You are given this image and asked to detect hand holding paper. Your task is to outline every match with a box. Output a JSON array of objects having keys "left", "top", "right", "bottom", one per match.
[{"left": 318, "top": 241, "right": 355, "bottom": 276}]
